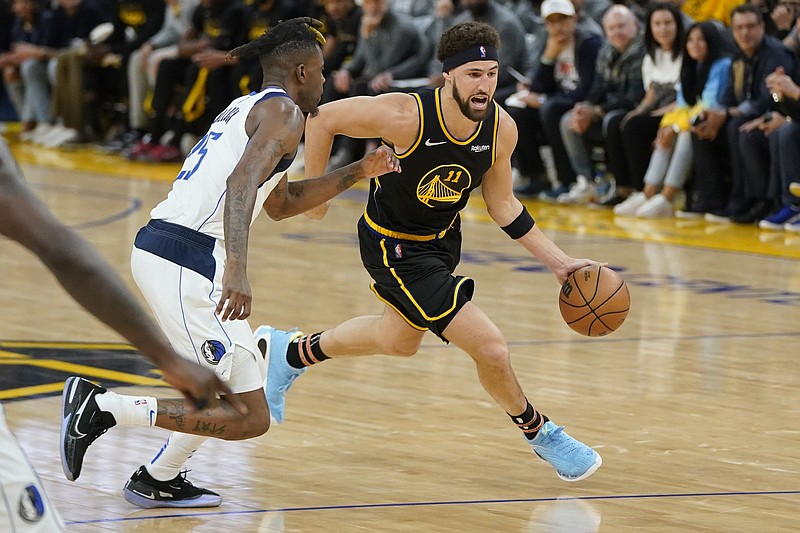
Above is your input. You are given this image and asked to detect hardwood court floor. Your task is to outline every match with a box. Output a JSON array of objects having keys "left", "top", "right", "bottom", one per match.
[{"left": 1, "top": 139, "right": 799, "bottom": 532}]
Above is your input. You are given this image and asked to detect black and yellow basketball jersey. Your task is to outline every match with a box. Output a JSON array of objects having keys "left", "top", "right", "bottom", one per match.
[{"left": 363, "top": 87, "right": 499, "bottom": 239}]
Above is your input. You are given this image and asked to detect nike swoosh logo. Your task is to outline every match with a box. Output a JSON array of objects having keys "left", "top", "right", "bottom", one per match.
[
  {"left": 132, "top": 489, "right": 155, "bottom": 499},
  {"left": 68, "top": 390, "right": 94, "bottom": 439},
  {"left": 425, "top": 139, "right": 446, "bottom": 146}
]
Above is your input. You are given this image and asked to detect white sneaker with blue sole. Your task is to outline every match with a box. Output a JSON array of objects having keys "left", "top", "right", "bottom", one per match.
[
  {"left": 254, "top": 325, "right": 304, "bottom": 424},
  {"left": 529, "top": 421, "right": 602, "bottom": 482}
]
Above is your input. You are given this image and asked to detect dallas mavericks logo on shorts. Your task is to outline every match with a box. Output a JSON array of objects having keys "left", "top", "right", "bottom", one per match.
[
  {"left": 18, "top": 484, "right": 45, "bottom": 523},
  {"left": 201, "top": 340, "right": 226, "bottom": 365}
]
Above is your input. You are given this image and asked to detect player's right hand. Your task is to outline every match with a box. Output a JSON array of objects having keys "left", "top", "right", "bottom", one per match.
[
  {"left": 216, "top": 265, "right": 252, "bottom": 321},
  {"left": 160, "top": 357, "right": 248, "bottom": 415},
  {"left": 360, "top": 145, "right": 401, "bottom": 178}
]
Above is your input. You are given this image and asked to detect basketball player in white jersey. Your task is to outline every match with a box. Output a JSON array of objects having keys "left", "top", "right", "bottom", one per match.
[
  {"left": 0, "top": 134, "right": 235, "bottom": 528},
  {"left": 59, "top": 17, "right": 400, "bottom": 509}
]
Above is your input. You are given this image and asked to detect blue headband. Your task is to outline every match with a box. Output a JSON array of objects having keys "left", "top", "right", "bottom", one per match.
[{"left": 441, "top": 44, "right": 498, "bottom": 72}]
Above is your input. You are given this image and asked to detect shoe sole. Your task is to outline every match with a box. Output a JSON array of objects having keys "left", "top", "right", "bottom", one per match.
[
  {"left": 60, "top": 376, "right": 81, "bottom": 481},
  {"left": 533, "top": 450, "right": 603, "bottom": 482},
  {"left": 122, "top": 487, "right": 222, "bottom": 508}
]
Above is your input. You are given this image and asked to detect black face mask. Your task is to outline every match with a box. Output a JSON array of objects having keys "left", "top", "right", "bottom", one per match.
[{"left": 467, "top": 1, "right": 490, "bottom": 17}]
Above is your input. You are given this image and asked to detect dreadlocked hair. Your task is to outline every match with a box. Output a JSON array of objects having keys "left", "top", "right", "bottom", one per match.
[
  {"left": 437, "top": 22, "right": 500, "bottom": 63},
  {"left": 226, "top": 17, "right": 326, "bottom": 62}
]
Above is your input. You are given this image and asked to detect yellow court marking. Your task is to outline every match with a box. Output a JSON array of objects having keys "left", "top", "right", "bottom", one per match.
[
  {"left": 0, "top": 359, "right": 166, "bottom": 386},
  {"left": 9, "top": 139, "right": 179, "bottom": 182},
  {"left": 0, "top": 349, "right": 31, "bottom": 360},
  {"left": 0, "top": 382, "right": 65, "bottom": 400},
  {"left": 464, "top": 199, "right": 800, "bottom": 259},
  {"left": 0, "top": 341, "right": 134, "bottom": 351}
]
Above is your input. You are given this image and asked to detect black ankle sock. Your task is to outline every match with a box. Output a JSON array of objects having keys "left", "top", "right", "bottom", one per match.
[
  {"left": 509, "top": 401, "right": 549, "bottom": 440},
  {"left": 286, "top": 332, "right": 329, "bottom": 369}
]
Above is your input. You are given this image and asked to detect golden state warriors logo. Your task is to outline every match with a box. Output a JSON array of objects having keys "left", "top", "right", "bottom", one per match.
[{"left": 417, "top": 164, "right": 472, "bottom": 207}]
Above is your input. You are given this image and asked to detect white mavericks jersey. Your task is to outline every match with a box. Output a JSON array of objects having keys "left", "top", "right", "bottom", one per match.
[{"left": 150, "top": 86, "right": 296, "bottom": 240}]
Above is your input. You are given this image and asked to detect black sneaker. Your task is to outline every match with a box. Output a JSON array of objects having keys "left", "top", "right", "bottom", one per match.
[
  {"left": 731, "top": 199, "right": 774, "bottom": 224},
  {"left": 60, "top": 377, "right": 117, "bottom": 481},
  {"left": 122, "top": 466, "right": 222, "bottom": 508},
  {"left": 96, "top": 129, "right": 142, "bottom": 154}
]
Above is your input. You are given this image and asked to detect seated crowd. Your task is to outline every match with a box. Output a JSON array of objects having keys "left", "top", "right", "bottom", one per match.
[{"left": 1, "top": 0, "right": 799, "bottom": 231}]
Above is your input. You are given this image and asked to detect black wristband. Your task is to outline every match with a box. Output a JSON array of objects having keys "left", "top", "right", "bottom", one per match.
[{"left": 501, "top": 206, "right": 535, "bottom": 239}]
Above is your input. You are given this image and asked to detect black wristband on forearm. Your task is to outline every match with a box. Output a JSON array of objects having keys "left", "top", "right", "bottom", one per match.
[{"left": 501, "top": 206, "right": 535, "bottom": 239}]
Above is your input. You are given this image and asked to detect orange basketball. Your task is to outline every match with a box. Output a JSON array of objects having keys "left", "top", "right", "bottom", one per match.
[{"left": 559, "top": 265, "right": 630, "bottom": 336}]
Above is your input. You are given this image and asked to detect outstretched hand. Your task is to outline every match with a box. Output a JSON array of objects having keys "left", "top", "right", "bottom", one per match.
[
  {"left": 358, "top": 145, "right": 401, "bottom": 178},
  {"left": 160, "top": 356, "right": 248, "bottom": 415}
]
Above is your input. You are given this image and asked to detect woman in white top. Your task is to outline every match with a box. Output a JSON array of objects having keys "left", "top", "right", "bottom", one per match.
[
  {"left": 614, "top": 3, "right": 684, "bottom": 211},
  {"left": 618, "top": 21, "right": 732, "bottom": 217}
]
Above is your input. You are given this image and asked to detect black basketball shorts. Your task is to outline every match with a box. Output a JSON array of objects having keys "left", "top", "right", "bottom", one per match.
[{"left": 357, "top": 217, "right": 474, "bottom": 341}]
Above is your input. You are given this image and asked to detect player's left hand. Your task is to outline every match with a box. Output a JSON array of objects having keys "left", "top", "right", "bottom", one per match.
[
  {"left": 555, "top": 258, "right": 608, "bottom": 286},
  {"left": 216, "top": 266, "right": 252, "bottom": 321},
  {"left": 358, "top": 145, "right": 401, "bottom": 178}
]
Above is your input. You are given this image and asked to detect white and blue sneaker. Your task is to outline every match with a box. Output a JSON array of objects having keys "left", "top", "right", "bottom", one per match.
[
  {"left": 529, "top": 421, "right": 602, "bottom": 482},
  {"left": 255, "top": 325, "right": 304, "bottom": 424}
]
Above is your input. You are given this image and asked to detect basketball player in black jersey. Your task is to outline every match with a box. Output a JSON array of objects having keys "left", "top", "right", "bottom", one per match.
[{"left": 258, "top": 21, "right": 603, "bottom": 481}]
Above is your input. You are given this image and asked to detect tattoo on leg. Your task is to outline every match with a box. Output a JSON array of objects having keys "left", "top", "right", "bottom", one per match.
[
  {"left": 157, "top": 401, "right": 186, "bottom": 430},
  {"left": 193, "top": 421, "right": 226, "bottom": 436}
]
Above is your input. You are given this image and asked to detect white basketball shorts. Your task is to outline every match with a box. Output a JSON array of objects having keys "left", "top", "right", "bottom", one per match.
[{"left": 131, "top": 220, "right": 266, "bottom": 394}]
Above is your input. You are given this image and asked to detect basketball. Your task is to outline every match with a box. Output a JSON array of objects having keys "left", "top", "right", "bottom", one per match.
[{"left": 558, "top": 265, "right": 630, "bottom": 336}]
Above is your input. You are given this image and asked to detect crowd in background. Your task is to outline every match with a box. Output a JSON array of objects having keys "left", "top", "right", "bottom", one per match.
[{"left": 1, "top": 0, "right": 800, "bottom": 231}]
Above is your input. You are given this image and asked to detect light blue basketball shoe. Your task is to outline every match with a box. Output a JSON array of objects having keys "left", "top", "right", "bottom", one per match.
[
  {"left": 529, "top": 421, "right": 602, "bottom": 481},
  {"left": 254, "top": 325, "right": 304, "bottom": 424}
]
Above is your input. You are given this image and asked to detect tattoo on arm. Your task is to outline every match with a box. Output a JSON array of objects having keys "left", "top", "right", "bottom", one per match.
[
  {"left": 226, "top": 139, "right": 287, "bottom": 260},
  {"left": 286, "top": 164, "right": 361, "bottom": 199},
  {"left": 333, "top": 165, "right": 361, "bottom": 192}
]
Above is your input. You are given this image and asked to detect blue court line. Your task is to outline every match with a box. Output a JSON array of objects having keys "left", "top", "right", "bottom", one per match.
[
  {"left": 66, "top": 489, "right": 800, "bottom": 525},
  {"left": 31, "top": 183, "right": 142, "bottom": 231},
  {"left": 71, "top": 198, "right": 141, "bottom": 230}
]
